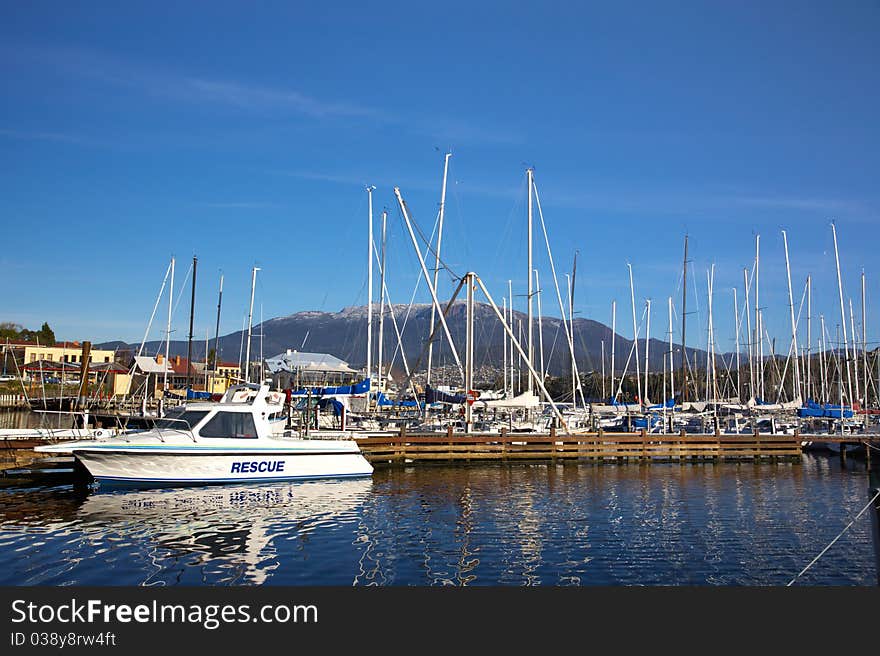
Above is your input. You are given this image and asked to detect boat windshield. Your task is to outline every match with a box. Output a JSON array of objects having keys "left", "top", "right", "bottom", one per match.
[{"left": 154, "top": 410, "right": 210, "bottom": 431}]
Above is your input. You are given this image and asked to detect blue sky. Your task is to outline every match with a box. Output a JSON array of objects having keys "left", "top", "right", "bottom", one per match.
[{"left": 2, "top": 1, "right": 878, "bottom": 355}]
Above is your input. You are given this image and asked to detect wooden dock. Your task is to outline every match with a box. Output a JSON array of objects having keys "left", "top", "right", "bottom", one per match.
[
  {"left": 4, "top": 430, "right": 879, "bottom": 474},
  {"left": 356, "top": 429, "right": 807, "bottom": 464}
]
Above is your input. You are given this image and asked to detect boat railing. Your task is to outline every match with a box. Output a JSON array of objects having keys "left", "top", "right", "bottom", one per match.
[
  {"left": 32, "top": 409, "right": 117, "bottom": 439},
  {"left": 147, "top": 417, "right": 199, "bottom": 443}
]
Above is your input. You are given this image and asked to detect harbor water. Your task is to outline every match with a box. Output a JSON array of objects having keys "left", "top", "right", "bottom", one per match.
[{"left": 0, "top": 455, "right": 875, "bottom": 585}]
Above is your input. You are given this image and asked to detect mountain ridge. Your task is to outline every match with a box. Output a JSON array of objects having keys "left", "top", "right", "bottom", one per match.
[{"left": 98, "top": 302, "right": 708, "bottom": 376}]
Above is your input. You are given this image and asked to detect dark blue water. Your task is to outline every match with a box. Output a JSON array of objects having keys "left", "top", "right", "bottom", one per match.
[{"left": 0, "top": 455, "right": 876, "bottom": 585}]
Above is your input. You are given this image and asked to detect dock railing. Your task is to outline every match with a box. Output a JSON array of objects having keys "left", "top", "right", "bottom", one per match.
[{"left": 356, "top": 428, "right": 805, "bottom": 464}]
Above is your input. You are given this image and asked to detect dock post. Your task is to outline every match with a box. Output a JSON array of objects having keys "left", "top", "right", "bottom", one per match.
[
  {"left": 76, "top": 341, "right": 92, "bottom": 412},
  {"left": 868, "top": 464, "right": 880, "bottom": 586},
  {"left": 398, "top": 423, "right": 406, "bottom": 463}
]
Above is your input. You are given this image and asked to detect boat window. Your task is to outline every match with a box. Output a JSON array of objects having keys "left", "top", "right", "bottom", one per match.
[
  {"left": 198, "top": 412, "right": 258, "bottom": 439},
  {"left": 155, "top": 410, "right": 209, "bottom": 431}
]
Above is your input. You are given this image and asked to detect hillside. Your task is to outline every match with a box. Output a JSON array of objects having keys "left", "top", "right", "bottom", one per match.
[{"left": 100, "top": 302, "right": 706, "bottom": 377}]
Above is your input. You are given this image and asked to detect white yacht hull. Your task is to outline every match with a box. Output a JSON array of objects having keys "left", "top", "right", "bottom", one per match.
[
  {"left": 33, "top": 382, "right": 376, "bottom": 486},
  {"left": 71, "top": 445, "right": 373, "bottom": 485}
]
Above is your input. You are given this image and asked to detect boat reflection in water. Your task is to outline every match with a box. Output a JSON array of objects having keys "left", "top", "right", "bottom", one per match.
[
  {"left": 1, "top": 457, "right": 877, "bottom": 585},
  {"left": 74, "top": 479, "right": 373, "bottom": 585}
]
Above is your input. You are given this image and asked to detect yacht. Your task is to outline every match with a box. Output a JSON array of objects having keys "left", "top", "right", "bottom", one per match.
[{"left": 34, "top": 382, "right": 374, "bottom": 486}]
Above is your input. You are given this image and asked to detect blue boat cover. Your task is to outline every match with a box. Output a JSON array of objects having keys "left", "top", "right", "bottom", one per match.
[
  {"left": 376, "top": 392, "right": 419, "bottom": 407},
  {"left": 290, "top": 377, "right": 370, "bottom": 397},
  {"left": 317, "top": 398, "right": 345, "bottom": 416},
  {"left": 797, "top": 399, "right": 853, "bottom": 419},
  {"left": 425, "top": 386, "right": 467, "bottom": 404},
  {"left": 163, "top": 388, "right": 212, "bottom": 400}
]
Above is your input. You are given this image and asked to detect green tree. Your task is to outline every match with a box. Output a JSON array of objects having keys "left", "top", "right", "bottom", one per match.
[
  {"left": 38, "top": 322, "right": 55, "bottom": 346},
  {"left": 0, "top": 322, "right": 24, "bottom": 340},
  {"left": 0, "top": 322, "right": 56, "bottom": 344}
]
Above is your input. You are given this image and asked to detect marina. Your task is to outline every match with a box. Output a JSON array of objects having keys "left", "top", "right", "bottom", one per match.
[
  {"left": 3, "top": 4, "right": 879, "bottom": 597},
  {"left": 0, "top": 455, "right": 876, "bottom": 586}
]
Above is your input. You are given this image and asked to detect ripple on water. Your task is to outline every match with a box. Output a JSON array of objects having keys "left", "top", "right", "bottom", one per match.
[{"left": 0, "top": 456, "right": 876, "bottom": 585}]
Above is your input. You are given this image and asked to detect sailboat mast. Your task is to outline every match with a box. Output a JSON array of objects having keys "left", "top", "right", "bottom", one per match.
[
  {"left": 850, "top": 298, "right": 860, "bottom": 404},
  {"left": 366, "top": 185, "right": 375, "bottom": 388},
  {"left": 755, "top": 234, "right": 762, "bottom": 400},
  {"left": 644, "top": 298, "right": 651, "bottom": 405},
  {"left": 162, "top": 256, "right": 175, "bottom": 411},
  {"left": 535, "top": 269, "right": 545, "bottom": 385},
  {"left": 710, "top": 266, "right": 717, "bottom": 404},
  {"left": 734, "top": 287, "right": 740, "bottom": 401},
  {"left": 743, "top": 268, "right": 754, "bottom": 401},
  {"left": 837, "top": 323, "right": 844, "bottom": 436},
  {"left": 213, "top": 273, "right": 224, "bottom": 378},
  {"left": 244, "top": 266, "right": 259, "bottom": 384},
  {"left": 820, "top": 314, "right": 827, "bottom": 402},
  {"left": 681, "top": 235, "right": 689, "bottom": 403},
  {"left": 508, "top": 280, "right": 514, "bottom": 397},
  {"left": 706, "top": 268, "right": 713, "bottom": 403},
  {"left": 527, "top": 168, "right": 534, "bottom": 394},
  {"left": 831, "top": 222, "right": 853, "bottom": 405},
  {"left": 806, "top": 275, "right": 811, "bottom": 400},
  {"left": 394, "top": 186, "right": 463, "bottom": 382},
  {"left": 378, "top": 209, "right": 387, "bottom": 390},
  {"left": 566, "top": 274, "right": 574, "bottom": 405},
  {"left": 610, "top": 300, "right": 616, "bottom": 401},
  {"left": 628, "top": 263, "right": 641, "bottom": 405},
  {"left": 427, "top": 153, "right": 451, "bottom": 386},
  {"left": 782, "top": 230, "right": 801, "bottom": 402},
  {"left": 204, "top": 328, "right": 209, "bottom": 391},
  {"left": 571, "top": 250, "right": 579, "bottom": 407},
  {"left": 862, "top": 271, "right": 868, "bottom": 414},
  {"left": 502, "top": 297, "right": 508, "bottom": 397},
  {"left": 465, "top": 272, "right": 475, "bottom": 433},
  {"left": 668, "top": 296, "right": 675, "bottom": 404},
  {"left": 186, "top": 255, "right": 198, "bottom": 394}
]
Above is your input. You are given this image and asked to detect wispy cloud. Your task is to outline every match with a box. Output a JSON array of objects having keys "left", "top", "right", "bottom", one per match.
[
  {"left": 0, "top": 128, "right": 94, "bottom": 145},
  {"left": 405, "top": 116, "right": 525, "bottom": 146},
  {"left": 271, "top": 168, "right": 877, "bottom": 227},
  {"left": 275, "top": 170, "right": 372, "bottom": 186},
  {"left": 6, "top": 41, "right": 519, "bottom": 145},
  {"left": 4, "top": 42, "right": 383, "bottom": 119},
  {"left": 725, "top": 194, "right": 866, "bottom": 213},
  {"left": 195, "top": 201, "right": 280, "bottom": 209},
  {"left": 519, "top": 182, "right": 876, "bottom": 220},
  {"left": 182, "top": 79, "right": 385, "bottom": 119},
  {"left": 273, "top": 169, "right": 441, "bottom": 194}
]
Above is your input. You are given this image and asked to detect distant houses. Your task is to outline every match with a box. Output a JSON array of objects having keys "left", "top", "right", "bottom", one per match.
[{"left": 0, "top": 339, "right": 241, "bottom": 399}]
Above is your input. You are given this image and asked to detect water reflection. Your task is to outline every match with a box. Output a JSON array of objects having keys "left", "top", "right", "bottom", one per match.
[
  {"left": 0, "top": 479, "right": 372, "bottom": 585},
  {"left": 0, "top": 456, "right": 875, "bottom": 586}
]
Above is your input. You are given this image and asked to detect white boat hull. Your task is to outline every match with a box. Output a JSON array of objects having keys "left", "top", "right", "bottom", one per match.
[{"left": 71, "top": 445, "right": 373, "bottom": 485}]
